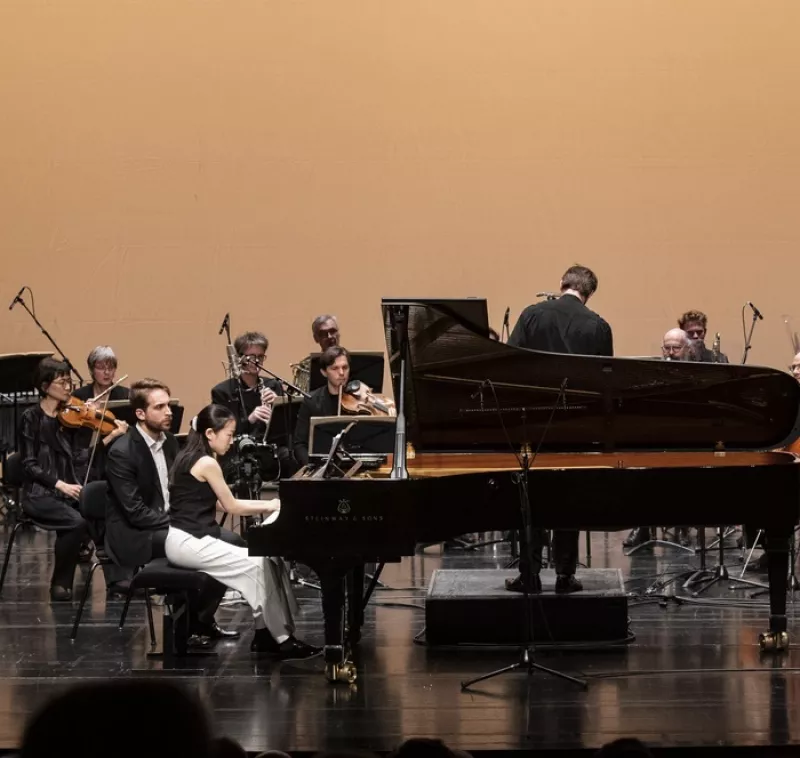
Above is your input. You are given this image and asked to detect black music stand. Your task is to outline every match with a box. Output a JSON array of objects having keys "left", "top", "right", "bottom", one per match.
[
  {"left": 0, "top": 352, "right": 54, "bottom": 453},
  {"left": 265, "top": 396, "right": 303, "bottom": 451},
  {"left": 461, "top": 381, "right": 587, "bottom": 692},
  {"left": 309, "top": 352, "right": 385, "bottom": 393}
]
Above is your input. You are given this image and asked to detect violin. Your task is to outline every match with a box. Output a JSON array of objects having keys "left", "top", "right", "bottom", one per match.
[
  {"left": 58, "top": 396, "right": 119, "bottom": 436},
  {"left": 340, "top": 380, "right": 396, "bottom": 417}
]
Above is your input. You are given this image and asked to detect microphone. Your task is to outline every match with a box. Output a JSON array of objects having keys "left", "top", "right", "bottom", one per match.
[
  {"left": 226, "top": 344, "right": 241, "bottom": 379},
  {"left": 502, "top": 307, "right": 510, "bottom": 331},
  {"left": 218, "top": 312, "right": 230, "bottom": 335},
  {"left": 8, "top": 286, "right": 24, "bottom": 311},
  {"left": 748, "top": 301, "right": 764, "bottom": 320}
]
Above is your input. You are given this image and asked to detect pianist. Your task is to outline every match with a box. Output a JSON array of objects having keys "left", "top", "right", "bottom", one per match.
[
  {"left": 293, "top": 345, "right": 351, "bottom": 467},
  {"left": 506, "top": 264, "right": 613, "bottom": 594}
]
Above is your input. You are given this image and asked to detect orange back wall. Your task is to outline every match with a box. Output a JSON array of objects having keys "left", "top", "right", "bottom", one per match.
[{"left": 2, "top": 1, "right": 799, "bottom": 427}]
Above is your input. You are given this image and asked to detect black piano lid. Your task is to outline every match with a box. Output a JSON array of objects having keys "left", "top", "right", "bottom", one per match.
[{"left": 381, "top": 299, "right": 800, "bottom": 453}]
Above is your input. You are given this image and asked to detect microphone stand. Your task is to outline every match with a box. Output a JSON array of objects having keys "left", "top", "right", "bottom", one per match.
[
  {"left": 741, "top": 305, "right": 761, "bottom": 365},
  {"left": 14, "top": 291, "right": 85, "bottom": 385}
]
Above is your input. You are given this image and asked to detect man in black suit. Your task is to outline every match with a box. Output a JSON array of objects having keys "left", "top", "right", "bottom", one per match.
[
  {"left": 293, "top": 346, "right": 351, "bottom": 467},
  {"left": 105, "top": 378, "right": 238, "bottom": 640},
  {"left": 506, "top": 264, "right": 613, "bottom": 594}
]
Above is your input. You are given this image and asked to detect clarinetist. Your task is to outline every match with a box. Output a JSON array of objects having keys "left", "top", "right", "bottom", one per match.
[{"left": 211, "top": 331, "right": 291, "bottom": 480}]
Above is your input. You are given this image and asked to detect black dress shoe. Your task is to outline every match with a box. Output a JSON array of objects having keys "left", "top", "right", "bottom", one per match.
[
  {"left": 273, "top": 638, "right": 322, "bottom": 661},
  {"left": 193, "top": 622, "right": 240, "bottom": 640},
  {"left": 187, "top": 634, "right": 214, "bottom": 649},
  {"left": 49, "top": 585, "right": 72, "bottom": 602},
  {"left": 555, "top": 574, "right": 583, "bottom": 594},
  {"left": 623, "top": 527, "right": 651, "bottom": 547},
  {"left": 504, "top": 574, "right": 542, "bottom": 593}
]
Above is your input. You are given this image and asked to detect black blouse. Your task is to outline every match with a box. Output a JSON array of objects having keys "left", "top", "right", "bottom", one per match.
[{"left": 168, "top": 454, "right": 221, "bottom": 540}]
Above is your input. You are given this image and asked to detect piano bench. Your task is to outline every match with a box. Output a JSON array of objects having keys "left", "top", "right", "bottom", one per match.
[{"left": 119, "top": 559, "right": 225, "bottom": 665}]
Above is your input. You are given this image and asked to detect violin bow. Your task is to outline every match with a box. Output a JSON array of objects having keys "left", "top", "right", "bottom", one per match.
[
  {"left": 88, "top": 374, "right": 129, "bottom": 404},
  {"left": 83, "top": 373, "right": 129, "bottom": 487}
]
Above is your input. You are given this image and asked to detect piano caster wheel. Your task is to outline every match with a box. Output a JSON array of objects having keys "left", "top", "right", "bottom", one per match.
[
  {"left": 325, "top": 661, "right": 357, "bottom": 684},
  {"left": 759, "top": 631, "right": 789, "bottom": 653}
]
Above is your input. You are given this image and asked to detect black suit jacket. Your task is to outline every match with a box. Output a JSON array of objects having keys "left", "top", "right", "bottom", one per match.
[
  {"left": 105, "top": 428, "right": 177, "bottom": 568},
  {"left": 508, "top": 293, "right": 613, "bottom": 357}
]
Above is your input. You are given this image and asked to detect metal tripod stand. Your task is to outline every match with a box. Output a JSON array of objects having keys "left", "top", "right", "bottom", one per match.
[{"left": 461, "top": 389, "right": 586, "bottom": 692}]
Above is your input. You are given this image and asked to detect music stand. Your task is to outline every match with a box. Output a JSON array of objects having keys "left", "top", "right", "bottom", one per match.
[
  {"left": 0, "top": 352, "right": 54, "bottom": 453},
  {"left": 310, "top": 416, "right": 396, "bottom": 459},
  {"left": 264, "top": 396, "right": 303, "bottom": 450},
  {"left": 309, "top": 352, "right": 385, "bottom": 393}
]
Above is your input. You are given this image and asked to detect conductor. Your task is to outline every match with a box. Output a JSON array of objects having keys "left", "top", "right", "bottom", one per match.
[{"left": 505, "top": 264, "right": 613, "bottom": 594}]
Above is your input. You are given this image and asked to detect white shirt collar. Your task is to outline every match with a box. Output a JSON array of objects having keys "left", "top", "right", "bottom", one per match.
[{"left": 136, "top": 423, "right": 166, "bottom": 450}]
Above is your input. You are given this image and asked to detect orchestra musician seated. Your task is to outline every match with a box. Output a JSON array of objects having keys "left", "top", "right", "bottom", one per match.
[
  {"left": 211, "top": 331, "right": 292, "bottom": 481},
  {"left": 623, "top": 329, "right": 692, "bottom": 549},
  {"left": 678, "top": 310, "right": 729, "bottom": 363},
  {"left": 293, "top": 346, "right": 351, "bottom": 467},
  {"left": 312, "top": 315, "right": 341, "bottom": 352},
  {"left": 71, "top": 346, "right": 130, "bottom": 403},
  {"left": 70, "top": 346, "right": 130, "bottom": 484},
  {"left": 105, "top": 379, "right": 240, "bottom": 631},
  {"left": 19, "top": 358, "right": 127, "bottom": 601},
  {"left": 165, "top": 403, "right": 321, "bottom": 659}
]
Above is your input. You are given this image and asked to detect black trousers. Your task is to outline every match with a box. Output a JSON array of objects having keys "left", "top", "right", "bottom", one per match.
[
  {"left": 23, "top": 493, "right": 89, "bottom": 589},
  {"left": 519, "top": 528, "right": 579, "bottom": 577},
  {"left": 150, "top": 527, "right": 244, "bottom": 628}
]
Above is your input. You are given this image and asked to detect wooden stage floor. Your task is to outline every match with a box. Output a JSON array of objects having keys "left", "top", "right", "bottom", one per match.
[{"left": 1, "top": 526, "right": 800, "bottom": 755}]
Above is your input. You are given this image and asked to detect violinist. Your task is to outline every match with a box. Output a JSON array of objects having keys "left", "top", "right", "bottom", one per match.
[
  {"left": 293, "top": 346, "right": 351, "bottom": 467},
  {"left": 72, "top": 346, "right": 130, "bottom": 403},
  {"left": 18, "top": 358, "right": 114, "bottom": 601},
  {"left": 71, "top": 346, "right": 129, "bottom": 481}
]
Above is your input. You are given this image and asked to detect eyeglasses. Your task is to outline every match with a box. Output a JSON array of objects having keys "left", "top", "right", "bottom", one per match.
[
  {"left": 50, "top": 378, "right": 73, "bottom": 388},
  {"left": 662, "top": 345, "right": 685, "bottom": 353},
  {"left": 789, "top": 365, "right": 800, "bottom": 373},
  {"left": 685, "top": 330, "right": 705, "bottom": 338},
  {"left": 318, "top": 329, "right": 339, "bottom": 337}
]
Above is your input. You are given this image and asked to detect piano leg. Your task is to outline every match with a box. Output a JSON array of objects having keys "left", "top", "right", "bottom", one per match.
[
  {"left": 318, "top": 564, "right": 358, "bottom": 684},
  {"left": 760, "top": 525, "right": 792, "bottom": 653}
]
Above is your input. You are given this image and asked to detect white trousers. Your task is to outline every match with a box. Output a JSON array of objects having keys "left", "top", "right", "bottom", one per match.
[{"left": 165, "top": 527, "right": 298, "bottom": 639}]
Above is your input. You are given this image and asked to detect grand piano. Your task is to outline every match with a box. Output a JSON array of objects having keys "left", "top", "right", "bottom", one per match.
[{"left": 249, "top": 298, "right": 800, "bottom": 682}]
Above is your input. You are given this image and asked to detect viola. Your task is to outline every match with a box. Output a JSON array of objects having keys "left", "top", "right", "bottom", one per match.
[
  {"left": 340, "top": 380, "right": 396, "bottom": 417},
  {"left": 58, "top": 396, "right": 119, "bottom": 436}
]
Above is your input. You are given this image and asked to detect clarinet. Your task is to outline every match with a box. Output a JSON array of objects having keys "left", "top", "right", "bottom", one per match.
[
  {"left": 712, "top": 332, "right": 721, "bottom": 363},
  {"left": 259, "top": 375, "right": 273, "bottom": 444}
]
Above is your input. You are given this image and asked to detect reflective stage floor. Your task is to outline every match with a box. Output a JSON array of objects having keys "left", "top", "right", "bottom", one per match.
[{"left": 1, "top": 525, "right": 800, "bottom": 755}]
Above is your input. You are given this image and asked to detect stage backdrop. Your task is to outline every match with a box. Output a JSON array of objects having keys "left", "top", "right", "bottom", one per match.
[{"left": 2, "top": 0, "right": 799, "bottom": 429}]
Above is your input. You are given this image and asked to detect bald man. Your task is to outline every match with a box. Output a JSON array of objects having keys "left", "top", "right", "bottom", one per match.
[
  {"left": 661, "top": 328, "right": 690, "bottom": 361},
  {"left": 623, "top": 328, "right": 693, "bottom": 549},
  {"left": 790, "top": 352, "right": 800, "bottom": 382}
]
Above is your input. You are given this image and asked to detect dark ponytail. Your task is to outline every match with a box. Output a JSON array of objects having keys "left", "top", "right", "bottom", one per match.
[{"left": 169, "top": 403, "right": 235, "bottom": 486}]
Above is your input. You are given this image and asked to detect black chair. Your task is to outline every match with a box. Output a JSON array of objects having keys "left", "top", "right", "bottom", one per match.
[
  {"left": 0, "top": 452, "right": 37, "bottom": 596},
  {"left": 70, "top": 480, "right": 116, "bottom": 640},
  {"left": 118, "top": 558, "right": 223, "bottom": 663}
]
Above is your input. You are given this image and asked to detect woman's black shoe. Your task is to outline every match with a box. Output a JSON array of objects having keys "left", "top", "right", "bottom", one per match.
[
  {"left": 274, "top": 638, "right": 322, "bottom": 661},
  {"left": 50, "top": 585, "right": 72, "bottom": 602}
]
